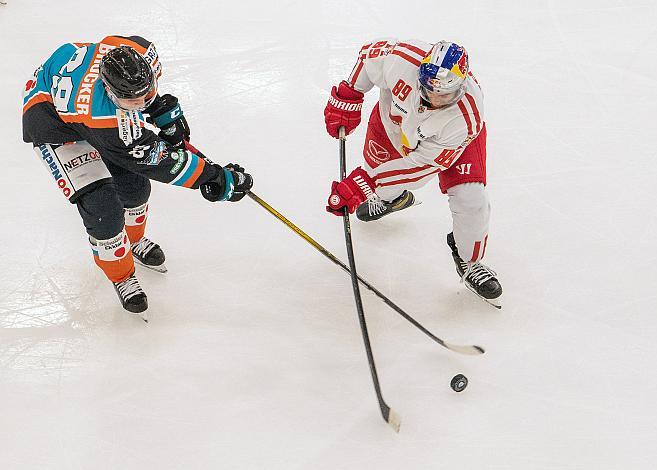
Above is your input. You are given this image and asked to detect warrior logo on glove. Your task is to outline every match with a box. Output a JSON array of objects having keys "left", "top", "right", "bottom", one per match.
[
  {"left": 323, "top": 81, "right": 365, "bottom": 139},
  {"left": 326, "top": 167, "right": 376, "bottom": 216}
]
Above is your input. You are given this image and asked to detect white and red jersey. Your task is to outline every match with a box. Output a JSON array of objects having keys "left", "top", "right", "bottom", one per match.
[{"left": 347, "top": 38, "right": 484, "bottom": 173}]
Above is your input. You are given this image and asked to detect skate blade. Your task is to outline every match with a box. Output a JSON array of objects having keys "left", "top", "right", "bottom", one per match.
[
  {"left": 123, "top": 309, "right": 149, "bottom": 322},
  {"left": 464, "top": 283, "right": 502, "bottom": 309},
  {"left": 134, "top": 258, "right": 168, "bottom": 273}
]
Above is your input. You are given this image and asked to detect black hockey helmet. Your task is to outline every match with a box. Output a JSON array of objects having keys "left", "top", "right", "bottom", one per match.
[{"left": 99, "top": 46, "right": 157, "bottom": 107}]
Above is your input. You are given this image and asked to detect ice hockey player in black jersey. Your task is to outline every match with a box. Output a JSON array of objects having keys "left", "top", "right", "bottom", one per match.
[{"left": 23, "top": 36, "right": 253, "bottom": 314}]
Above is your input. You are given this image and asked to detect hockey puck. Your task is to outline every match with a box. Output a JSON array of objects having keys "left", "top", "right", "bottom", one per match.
[{"left": 450, "top": 374, "right": 468, "bottom": 392}]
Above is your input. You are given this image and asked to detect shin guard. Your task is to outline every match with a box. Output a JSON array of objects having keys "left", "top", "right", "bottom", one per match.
[{"left": 91, "top": 229, "right": 135, "bottom": 283}]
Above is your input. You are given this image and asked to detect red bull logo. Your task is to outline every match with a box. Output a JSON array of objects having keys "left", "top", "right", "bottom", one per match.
[
  {"left": 456, "top": 49, "right": 468, "bottom": 76},
  {"left": 449, "top": 48, "right": 468, "bottom": 79}
]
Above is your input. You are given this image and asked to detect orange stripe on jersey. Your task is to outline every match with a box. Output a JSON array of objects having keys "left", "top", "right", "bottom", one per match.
[
  {"left": 396, "top": 42, "right": 428, "bottom": 58},
  {"left": 457, "top": 100, "right": 473, "bottom": 136},
  {"left": 23, "top": 92, "right": 53, "bottom": 113},
  {"left": 377, "top": 168, "right": 441, "bottom": 187},
  {"left": 374, "top": 164, "right": 431, "bottom": 182},
  {"left": 99, "top": 36, "right": 148, "bottom": 54},
  {"left": 60, "top": 113, "right": 117, "bottom": 128},
  {"left": 464, "top": 93, "right": 481, "bottom": 134},
  {"left": 391, "top": 50, "right": 420, "bottom": 67},
  {"left": 73, "top": 42, "right": 92, "bottom": 47},
  {"left": 182, "top": 157, "right": 206, "bottom": 188}
]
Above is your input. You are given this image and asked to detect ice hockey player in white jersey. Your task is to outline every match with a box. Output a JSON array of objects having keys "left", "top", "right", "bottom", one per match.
[{"left": 324, "top": 39, "right": 502, "bottom": 302}]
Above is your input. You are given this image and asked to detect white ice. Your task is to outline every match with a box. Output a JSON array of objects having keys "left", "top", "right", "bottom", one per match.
[{"left": 1, "top": 1, "right": 657, "bottom": 468}]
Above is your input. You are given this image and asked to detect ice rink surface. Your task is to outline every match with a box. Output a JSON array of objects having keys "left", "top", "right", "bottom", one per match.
[{"left": 2, "top": 0, "right": 657, "bottom": 468}]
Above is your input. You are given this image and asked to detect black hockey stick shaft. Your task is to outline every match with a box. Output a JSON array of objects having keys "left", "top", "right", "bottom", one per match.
[
  {"left": 245, "top": 191, "right": 484, "bottom": 356},
  {"left": 338, "top": 127, "right": 400, "bottom": 432},
  {"left": 185, "top": 141, "right": 483, "bottom": 356}
]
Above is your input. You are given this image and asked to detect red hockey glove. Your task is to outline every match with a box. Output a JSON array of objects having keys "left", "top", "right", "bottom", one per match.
[
  {"left": 324, "top": 81, "right": 365, "bottom": 139},
  {"left": 326, "top": 167, "right": 375, "bottom": 216}
]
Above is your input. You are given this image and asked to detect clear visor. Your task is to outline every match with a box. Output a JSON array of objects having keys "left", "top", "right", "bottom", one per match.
[
  {"left": 419, "top": 80, "right": 465, "bottom": 108},
  {"left": 106, "top": 82, "right": 158, "bottom": 111}
]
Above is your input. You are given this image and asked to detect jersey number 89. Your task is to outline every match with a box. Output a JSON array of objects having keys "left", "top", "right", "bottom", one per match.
[{"left": 392, "top": 79, "right": 412, "bottom": 101}]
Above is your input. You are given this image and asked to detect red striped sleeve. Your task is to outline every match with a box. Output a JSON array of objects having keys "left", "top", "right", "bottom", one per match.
[
  {"left": 464, "top": 93, "right": 481, "bottom": 134},
  {"left": 391, "top": 50, "right": 420, "bottom": 66},
  {"left": 457, "top": 100, "right": 473, "bottom": 136},
  {"left": 396, "top": 42, "right": 428, "bottom": 57},
  {"left": 468, "top": 71, "right": 481, "bottom": 90},
  {"left": 349, "top": 57, "right": 365, "bottom": 85}
]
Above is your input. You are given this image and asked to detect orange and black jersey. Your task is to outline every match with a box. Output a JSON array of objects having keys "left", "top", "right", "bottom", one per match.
[{"left": 22, "top": 35, "right": 216, "bottom": 189}]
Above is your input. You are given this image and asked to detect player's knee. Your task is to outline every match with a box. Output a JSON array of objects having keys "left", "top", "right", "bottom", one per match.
[
  {"left": 447, "top": 182, "right": 490, "bottom": 216},
  {"left": 118, "top": 177, "right": 150, "bottom": 208},
  {"left": 76, "top": 183, "right": 125, "bottom": 240}
]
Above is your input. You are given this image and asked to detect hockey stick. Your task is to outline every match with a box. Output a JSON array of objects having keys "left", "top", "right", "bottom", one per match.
[
  {"left": 184, "top": 141, "right": 484, "bottom": 356},
  {"left": 186, "top": 140, "right": 399, "bottom": 429},
  {"left": 337, "top": 127, "right": 400, "bottom": 432},
  {"left": 245, "top": 192, "right": 483, "bottom": 355}
]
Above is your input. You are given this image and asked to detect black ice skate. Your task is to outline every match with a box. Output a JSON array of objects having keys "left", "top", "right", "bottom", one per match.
[
  {"left": 132, "top": 237, "right": 167, "bottom": 273},
  {"left": 356, "top": 191, "right": 417, "bottom": 222},
  {"left": 447, "top": 232, "right": 502, "bottom": 308},
  {"left": 113, "top": 272, "right": 148, "bottom": 315}
]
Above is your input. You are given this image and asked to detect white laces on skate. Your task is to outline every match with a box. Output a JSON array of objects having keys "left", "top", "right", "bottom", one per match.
[
  {"left": 461, "top": 262, "right": 497, "bottom": 286},
  {"left": 366, "top": 194, "right": 387, "bottom": 217},
  {"left": 115, "top": 275, "right": 144, "bottom": 301},
  {"left": 132, "top": 237, "right": 156, "bottom": 258}
]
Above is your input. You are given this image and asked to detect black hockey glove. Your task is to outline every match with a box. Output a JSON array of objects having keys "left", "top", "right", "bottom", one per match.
[
  {"left": 200, "top": 163, "right": 253, "bottom": 202},
  {"left": 145, "top": 94, "right": 190, "bottom": 150}
]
